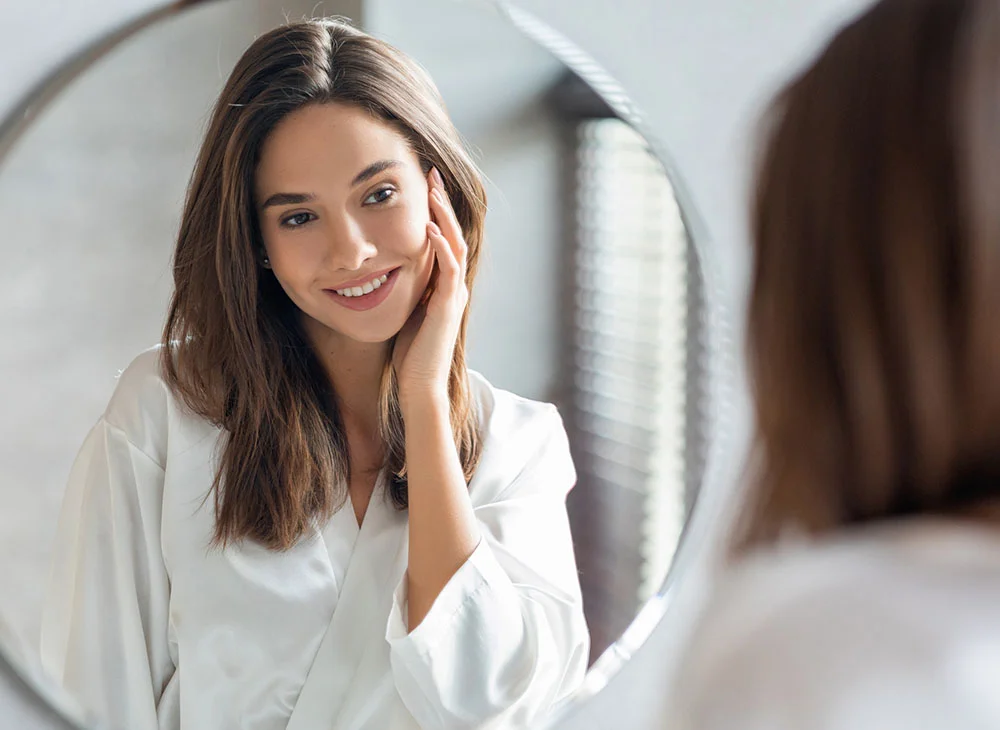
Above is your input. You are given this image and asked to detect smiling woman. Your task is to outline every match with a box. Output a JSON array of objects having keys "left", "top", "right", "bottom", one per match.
[{"left": 37, "top": 18, "right": 590, "bottom": 730}]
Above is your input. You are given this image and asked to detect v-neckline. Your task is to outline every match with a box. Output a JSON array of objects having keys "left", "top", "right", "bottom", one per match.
[
  {"left": 341, "top": 490, "right": 371, "bottom": 535},
  {"left": 318, "top": 473, "right": 386, "bottom": 599},
  {"left": 345, "top": 489, "right": 363, "bottom": 533},
  {"left": 285, "top": 471, "right": 409, "bottom": 730},
  {"left": 348, "top": 469, "right": 384, "bottom": 530},
  {"left": 346, "top": 470, "right": 384, "bottom": 532},
  {"left": 349, "top": 487, "right": 366, "bottom": 530}
]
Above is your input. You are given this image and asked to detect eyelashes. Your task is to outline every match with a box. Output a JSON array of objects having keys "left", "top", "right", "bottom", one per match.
[
  {"left": 363, "top": 186, "right": 396, "bottom": 205},
  {"left": 278, "top": 186, "right": 397, "bottom": 228},
  {"left": 280, "top": 211, "right": 315, "bottom": 228}
]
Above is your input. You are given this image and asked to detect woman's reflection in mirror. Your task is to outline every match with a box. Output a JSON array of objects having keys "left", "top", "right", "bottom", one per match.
[{"left": 39, "top": 18, "right": 589, "bottom": 730}]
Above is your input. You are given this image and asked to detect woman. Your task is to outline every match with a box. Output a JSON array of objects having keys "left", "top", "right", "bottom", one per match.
[
  {"left": 39, "top": 18, "right": 589, "bottom": 730},
  {"left": 676, "top": 0, "right": 1000, "bottom": 727}
]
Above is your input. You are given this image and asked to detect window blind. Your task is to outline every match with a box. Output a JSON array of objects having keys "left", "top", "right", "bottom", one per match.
[{"left": 566, "top": 118, "right": 691, "bottom": 659}]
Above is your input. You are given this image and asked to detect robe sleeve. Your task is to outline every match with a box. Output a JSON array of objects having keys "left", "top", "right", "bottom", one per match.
[
  {"left": 39, "top": 417, "right": 175, "bottom": 730},
  {"left": 385, "top": 405, "right": 590, "bottom": 729}
]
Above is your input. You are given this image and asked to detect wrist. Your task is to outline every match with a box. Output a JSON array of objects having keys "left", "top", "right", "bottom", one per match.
[{"left": 399, "top": 387, "right": 450, "bottom": 422}]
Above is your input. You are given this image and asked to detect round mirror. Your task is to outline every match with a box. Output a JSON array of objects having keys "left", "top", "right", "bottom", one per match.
[{"left": 0, "top": 1, "right": 707, "bottom": 727}]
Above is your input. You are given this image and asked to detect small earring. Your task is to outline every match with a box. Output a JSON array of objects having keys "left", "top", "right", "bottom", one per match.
[{"left": 261, "top": 253, "right": 271, "bottom": 269}]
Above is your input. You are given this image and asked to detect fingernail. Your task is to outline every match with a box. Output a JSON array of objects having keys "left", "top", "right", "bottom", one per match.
[
  {"left": 428, "top": 221, "right": 442, "bottom": 236},
  {"left": 431, "top": 167, "right": 443, "bottom": 186}
]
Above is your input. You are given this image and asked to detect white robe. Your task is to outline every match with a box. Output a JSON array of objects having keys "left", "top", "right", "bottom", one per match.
[
  {"left": 672, "top": 520, "right": 1000, "bottom": 730},
  {"left": 39, "top": 347, "right": 590, "bottom": 730}
]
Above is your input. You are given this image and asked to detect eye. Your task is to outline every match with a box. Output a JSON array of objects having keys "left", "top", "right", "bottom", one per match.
[
  {"left": 280, "top": 212, "right": 315, "bottom": 228},
  {"left": 363, "top": 187, "right": 396, "bottom": 206}
]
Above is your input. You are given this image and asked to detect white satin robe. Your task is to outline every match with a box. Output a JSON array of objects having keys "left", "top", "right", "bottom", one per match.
[{"left": 40, "top": 347, "right": 589, "bottom": 730}]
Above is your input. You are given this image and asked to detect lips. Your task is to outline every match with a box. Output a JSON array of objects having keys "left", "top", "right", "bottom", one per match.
[{"left": 323, "top": 267, "right": 400, "bottom": 312}]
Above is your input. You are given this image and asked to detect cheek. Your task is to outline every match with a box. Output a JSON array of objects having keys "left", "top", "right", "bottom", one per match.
[
  {"left": 377, "top": 201, "right": 429, "bottom": 257},
  {"left": 264, "top": 231, "right": 324, "bottom": 283}
]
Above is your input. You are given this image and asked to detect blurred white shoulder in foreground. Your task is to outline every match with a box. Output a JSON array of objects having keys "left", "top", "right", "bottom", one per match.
[{"left": 673, "top": 519, "right": 1000, "bottom": 730}]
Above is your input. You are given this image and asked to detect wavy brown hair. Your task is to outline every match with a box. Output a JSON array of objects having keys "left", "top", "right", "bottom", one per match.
[
  {"left": 163, "top": 19, "right": 486, "bottom": 551},
  {"left": 737, "top": 0, "right": 1000, "bottom": 549}
]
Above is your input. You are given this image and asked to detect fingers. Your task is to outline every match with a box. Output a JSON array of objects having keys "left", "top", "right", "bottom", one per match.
[
  {"left": 428, "top": 221, "right": 458, "bottom": 277},
  {"left": 427, "top": 221, "right": 464, "bottom": 305},
  {"left": 427, "top": 168, "right": 468, "bottom": 280}
]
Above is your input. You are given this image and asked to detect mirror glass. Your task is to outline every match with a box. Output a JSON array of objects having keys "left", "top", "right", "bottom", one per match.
[{"left": 0, "top": 0, "right": 705, "bottom": 726}]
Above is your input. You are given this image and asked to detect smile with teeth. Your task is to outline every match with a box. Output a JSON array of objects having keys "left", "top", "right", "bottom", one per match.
[{"left": 333, "top": 273, "right": 390, "bottom": 297}]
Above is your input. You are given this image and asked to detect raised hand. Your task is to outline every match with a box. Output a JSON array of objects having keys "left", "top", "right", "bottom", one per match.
[{"left": 392, "top": 167, "right": 468, "bottom": 410}]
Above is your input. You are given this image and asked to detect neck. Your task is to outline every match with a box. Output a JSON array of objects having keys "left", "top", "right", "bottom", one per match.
[{"left": 302, "top": 317, "right": 389, "bottom": 434}]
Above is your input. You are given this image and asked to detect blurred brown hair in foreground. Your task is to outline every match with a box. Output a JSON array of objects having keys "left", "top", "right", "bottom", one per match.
[{"left": 737, "top": 0, "right": 1000, "bottom": 550}]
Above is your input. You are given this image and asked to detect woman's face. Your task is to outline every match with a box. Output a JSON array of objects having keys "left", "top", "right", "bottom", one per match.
[{"left": 255, "top": 102, "right": 435, "bottom": 346}]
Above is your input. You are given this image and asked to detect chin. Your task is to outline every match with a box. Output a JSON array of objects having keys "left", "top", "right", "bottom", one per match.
[
  {"left": 325, "top": 315, "right": 407, "bottom": 345},
  {"left": 341, "top": 328, "right": 401, "bottom": 345}
]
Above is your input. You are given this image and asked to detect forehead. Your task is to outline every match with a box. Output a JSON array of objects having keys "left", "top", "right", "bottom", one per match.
[{"left": 255, "top": 102, "right": 417, "bottom": 191}]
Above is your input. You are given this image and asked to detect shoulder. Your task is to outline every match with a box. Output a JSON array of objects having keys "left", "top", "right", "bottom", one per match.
[
  {"left": 676, "top": 523, "right": 1000, "bottom": 729},
  {"left": 468, "top": 370, "right": 564, "bottom": 442},
  {"left": 100, "top": 345, "right": 184, "bottom": 466},
  {"left": 467, "top": 370, "right": 574, "bottom": 501}
]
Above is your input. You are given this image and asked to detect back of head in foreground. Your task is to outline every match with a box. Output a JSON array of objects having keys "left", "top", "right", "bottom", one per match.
[{"left": 674, "top": 1, "right": 1000, "bottom": 727}]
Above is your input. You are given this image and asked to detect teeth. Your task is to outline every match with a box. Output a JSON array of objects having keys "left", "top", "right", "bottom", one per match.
[{"left": 335, "top": 273, "right": 389, "bottom": 297}]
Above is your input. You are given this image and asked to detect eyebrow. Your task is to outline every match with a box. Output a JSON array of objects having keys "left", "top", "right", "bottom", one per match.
[
  {"left": 259, "top": 159, "right": 403, "bottom": 210},
  {"left": 351, "top": 159, "right": 402, "bottom": 187},
  {"left": 260, "top": 192, "right": 315, "bottom": 209}
]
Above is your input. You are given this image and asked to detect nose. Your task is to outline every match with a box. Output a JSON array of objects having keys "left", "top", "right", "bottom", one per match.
[{"left": 325, "top": 213, "right": 377, "bottom": 272}]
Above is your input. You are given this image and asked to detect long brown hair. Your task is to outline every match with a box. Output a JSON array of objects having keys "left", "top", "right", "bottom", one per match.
[
  {"left": 737, "top": 0, "right": 1000, "bottom": 549},
  {"left": 162, "top": 19, "right": 486, "bottom": 550}
]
